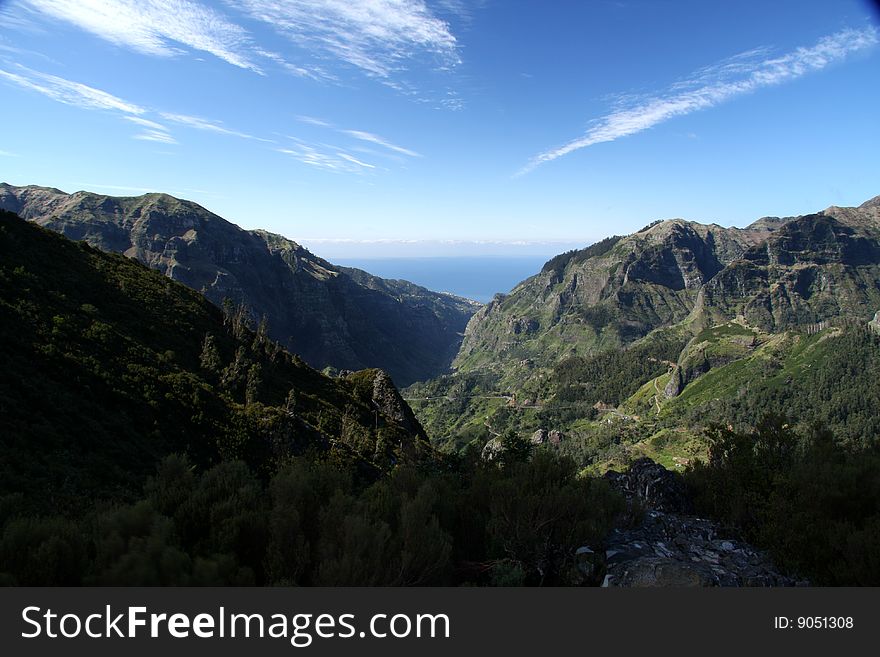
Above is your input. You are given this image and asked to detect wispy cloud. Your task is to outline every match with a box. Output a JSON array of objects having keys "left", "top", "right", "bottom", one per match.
[
  {"left": 296, "top": 114, "right": 333, "bottom": 128},
  {"left": 0, "top": 2, "right": 45, "bottom": 34},
  {"left": 0, "top": 150, "right": 19, "bottom": 157},
  {"left": 0, "top": 65, "right": 146, "bottom": 114},
  {"left": 124, "top": 115, "right": 169, "bottom": 131},
  {"left": 132, "top": 130, "right": 177, "bottom": 144},
  {"left": 254, "top": 48, "right": 333, "bottom": 81},
  {"left": 159, "top": 112, "right": 269, "bottom": 141},
  {"left": 277, "top": 138, "right": 377, "bottom": 174},
  {"left": 230, "top": 0, "right": 460, "bottom": 79},
  {"left": 22, "top": 0, "right": 260, "bottom": 72},
  {"left": 434, "top": 0, "right": 485, "bottom": 23},
  {"left": 123, "top": 115, "right": 177, "bottom": 142},
  {"left": 519, "top": 26, "right": 879, "bottom": 175},
  {"left": 12, "top": 1, "right": 466, "bottom": 101},
  {"left": 342, "top": 129, "right": 421, "bottom": 158},
  {"left": 0, "top": 64, "right": 277, "bottom": 146},
  {"left": 294, "top": 117, "right": 421, "bottom": 160},
  {"left": 337, "top": 152, "right": 375, "bottom": 169},
  {"left": 0, "top": 64, "right": 184, "bottom": 144}
]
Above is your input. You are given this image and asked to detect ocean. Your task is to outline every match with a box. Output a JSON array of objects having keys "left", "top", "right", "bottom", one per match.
[{"left": 334, "top": 256, "right": 551, "bottom": 303}]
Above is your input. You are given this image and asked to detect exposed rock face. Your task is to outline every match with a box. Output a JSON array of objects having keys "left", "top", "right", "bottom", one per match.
[
  {"left": 481, "top": 437, "right": 503, "bottom": 461},
  {"left": 547, "top": 429, "right": 564, "bottom": 445},
  {"left": 0, "top": 184, "right": 479, "bottom": 386},
  {"left": 452, "top": 196, "right": 880, "bottom": 399},
  {"left": 453, "top": 217, "right": 776, "bottom": 381},
  {"left": 602, "top": 511, "right": 799, "bottom": 587},
  {"left": 604, "top": 457, "right": 692, "bottom": 514},
  {"left": 530, "top": 428, "right": 564, "bottom": 445},
  {"left": 368, "top": 370, "right": 428, "bottom": 442},
  {"left": 696, "top": 213, "right": 880, "bottom": 332},
  {"left": 600, "top": 458, "right": 799, "bottom": 587}
]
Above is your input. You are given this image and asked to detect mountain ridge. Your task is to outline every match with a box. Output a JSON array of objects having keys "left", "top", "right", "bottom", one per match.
[
  {"left": 407, "top": 195, "right": 880, "bottom": 459},
  {"left": 0, "top": 208, "right": 432, "bottom": 510},
  {"left": 0, "top": 183, "right": 479, "bottom": 386}
]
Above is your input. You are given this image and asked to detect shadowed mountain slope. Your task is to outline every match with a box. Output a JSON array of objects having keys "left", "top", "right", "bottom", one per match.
[{"left": 0, "top": 184, "right": 478, "bottom": 386}]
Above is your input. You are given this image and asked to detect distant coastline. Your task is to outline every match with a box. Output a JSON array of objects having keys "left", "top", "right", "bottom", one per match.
[{"left": 335, "top": 256, "right": 552, "bottom": 303}]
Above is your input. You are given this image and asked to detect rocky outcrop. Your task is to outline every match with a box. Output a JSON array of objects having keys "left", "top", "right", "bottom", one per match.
[
  {"left": 601, "top": 511, "right": 800, "bottom": 587},
  {"left": 481, "top": 437, "right": 503, "bottom": 462},
  {"left": 369, "top": 370, "right": 427, "bottom": 442},
  {"left": 598, "top": 458, "right": 799, "bottom": 587},
  {"left": 0, "top": 184, "right": 479, "bottom": 385},
  {"left": 530, "top": 429, "right": 564, "bottom": 445},
  {"left": 695, "top": 214, "right": 880, "bottom": 332},
  {"left": 604, "top": 457, "right": 691, "bottom": 513}
]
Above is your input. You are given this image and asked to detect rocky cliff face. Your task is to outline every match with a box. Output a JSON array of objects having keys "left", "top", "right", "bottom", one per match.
[
  {"left": 453, "top": 216, "right": 774, "bottom": 380},
  {"left": 695, "top": 211, "right": 880, "bottom": 331},
  {"left": 0, "top": 184, "right": 479, "bottom": 386},
  {"left": 453, "top": 198, "right": 880, "bottom": 390}
]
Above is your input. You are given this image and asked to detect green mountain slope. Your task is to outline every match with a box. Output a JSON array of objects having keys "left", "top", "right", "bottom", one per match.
[
  {"left": 0, "top": 184, "right": 479, "bottom": 386},
  {"left": 408, "top": 196, "right": 880, "bottom": 465},
  {"left": 453, "top": 217, "right": 775, "bottom": 383},
  {"left": 0, "top": 209, "right": 430, "bottom": 513},
  {"left": 0, "top": 210, "right": 624, "bottom": 586},
  {"left": 694, "top": 212, "right": 880, "bottom": 331}
]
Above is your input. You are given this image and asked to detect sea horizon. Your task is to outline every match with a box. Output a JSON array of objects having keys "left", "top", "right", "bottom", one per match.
[{"left": 334, "top": 255, "right": 553, "bottom": 303}]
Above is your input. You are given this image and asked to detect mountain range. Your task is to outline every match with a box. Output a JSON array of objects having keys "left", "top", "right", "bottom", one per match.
[
  {"left": 0, "top": 184, "right": 478, "bottom": 387},
  {"left": 3, "top": 188, "right": 880, "bottom": 586},
  {"left": 455, "top": 196, "right": 880, "bottom": 376},
  {"left": 406, "top": 195, "right": 880, "bottom": 464},
  {"left": 0, "top": 208, "right": 432, "bottom": 512}
]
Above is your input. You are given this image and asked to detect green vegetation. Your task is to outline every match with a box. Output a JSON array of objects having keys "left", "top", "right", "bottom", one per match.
[
  {"left": 685, "top": 418, "right": 880, "bottom": 585},
  {"left": 0, "top": 450, "right": 623, "bottom": 586},
  {"left": 666, "top": 327, "right": 880, "bottom": 447},
  {"left": 5, "top": 197, "right": 880, "bottom": 587},
  {"left": 0, "top": 210, "right": 427, "bottom": 513},
  {"left": 0, "top": 210, "right": 623, "bottom": 586},
  {"left": 406, "top": 328, "right": 687, "bottom": 463},
  {"left": 541, "top": 235, "right": 623, "bottom": 276},
  {"left": 539, "top": 329, "right": 686, "bottom": 418}
]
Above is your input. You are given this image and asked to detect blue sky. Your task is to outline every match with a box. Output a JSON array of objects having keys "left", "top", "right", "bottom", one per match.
[{"left": 0, "top": 0, "right": 878, "bottom": 258}]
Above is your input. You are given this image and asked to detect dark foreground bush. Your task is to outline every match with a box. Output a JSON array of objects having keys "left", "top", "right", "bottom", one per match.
[
  {"left": 0, "top": 449, "right": 622, "bottom": 586},
  {"left": 685, "top": 417, "right": 880, "bottom": 585}
]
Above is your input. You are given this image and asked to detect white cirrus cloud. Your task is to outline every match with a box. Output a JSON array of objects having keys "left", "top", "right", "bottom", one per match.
[
  {"left": 519, "top": 26, "right": 879, "bottom": 176},
  {"left": 337, "top": 152, "right": 376, "bottom": 169},
  {"left": 277, "top": 138, "right": 378, "bottom": 174},
  {"left": 21, "top": 0, "right": 260, "bottom": 72},
  {"left": 342, "top": 129, "right": 421, "bottom": 157},
  {"left": 254, "top": 48, "right": 334, "bottom": 81},
  {"left": 294, "top": 117, "right": 421, "bottom": 159},
  {"left": 124, "top": 115, "right": 170, "bottom": 131},
  {"left": 229, "top": 0, "right": 460, "bottom": 78},
  {"left": 0, "top": 65, "right": 146, "bottom": 114},
  {"left": 133, "top": 129, "right": 178, "bottom": 144},
  {"left": 296, "top": 114, "right": 334, "bottom": 128},
  {"left": 159, "top": 112, "right": 270, "bottom": 141}
]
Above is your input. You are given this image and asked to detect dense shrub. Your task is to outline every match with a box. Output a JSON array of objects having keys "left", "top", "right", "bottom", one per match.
[
  {"left": 685, "top": 417, "right": 880, "bottom": 585},
  {"left": 0, "top": 451, "right": 622, "bottom": 586}
]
